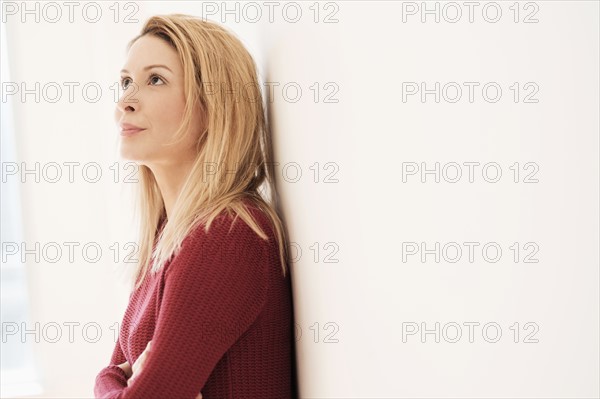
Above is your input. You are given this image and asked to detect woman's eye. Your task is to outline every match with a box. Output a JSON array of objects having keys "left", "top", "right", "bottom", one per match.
[
  {"left": 149, "top": 74, "right": 165, "bottom": 85},
  {"left": 119, "top": 74, "right": 164, "bottom": 90},
  {"left": 120, "top": 77, "right": 131, "bottom": 90}
]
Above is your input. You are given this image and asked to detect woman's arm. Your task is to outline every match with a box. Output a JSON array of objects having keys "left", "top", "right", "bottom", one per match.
[
  {"left": 94, "top": 335, "right": 131, "bottom": 396},
  {"left": 94, "top": 214, "right": 269, "bottom": 398},
  {"left": 126, "top": 341, "right": 203, "bottom": 398}
]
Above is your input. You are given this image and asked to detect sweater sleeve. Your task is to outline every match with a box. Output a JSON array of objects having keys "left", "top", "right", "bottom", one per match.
[
  {"left": 95, "top": 214, "right": 269, "bottom": 399},
  {"left": 94, "top": 333, "right": 129, "bottom": 395}
]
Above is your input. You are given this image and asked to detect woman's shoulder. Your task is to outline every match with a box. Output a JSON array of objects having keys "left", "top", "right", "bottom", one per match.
[
  {"left": 166, "top": 203, "right": 272, "bottom": 279},
  {"left": 184, "top": 200, "right": 275, "bottom": 252}
]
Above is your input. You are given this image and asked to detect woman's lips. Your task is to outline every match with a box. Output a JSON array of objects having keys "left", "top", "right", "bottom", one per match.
[
  {"left": 119, "top": 122, "right": 146, "bottom": 136},
  {"left": 120, "top": 128, "right": 146, "bottom": 136}
]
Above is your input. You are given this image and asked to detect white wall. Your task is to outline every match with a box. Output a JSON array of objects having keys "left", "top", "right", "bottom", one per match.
[
  {"left": 2, "top": 1, "right": 598, "bottom": 398},
  {"left": 263, "top": 2, "right": 599, "bottom": 397}
]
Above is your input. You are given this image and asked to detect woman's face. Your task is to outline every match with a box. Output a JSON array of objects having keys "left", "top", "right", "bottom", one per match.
[{"left": 115, "top": 34, "right": 204, "bottom": 166}]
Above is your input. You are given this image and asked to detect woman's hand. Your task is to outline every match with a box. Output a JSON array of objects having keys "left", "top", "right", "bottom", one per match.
[
  {"left": 127, "top": 340, "right": 152, "bottom": 386},
  {"left": 117, "top": 361, "right": 132, "bottom": 379},
  {"left": 124, "top": 340, "right": 203, "bottom": 399}
]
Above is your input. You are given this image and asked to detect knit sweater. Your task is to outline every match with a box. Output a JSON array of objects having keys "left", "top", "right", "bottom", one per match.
[{"left": 94, "top": 205, "right": 298, "bottom": 398}]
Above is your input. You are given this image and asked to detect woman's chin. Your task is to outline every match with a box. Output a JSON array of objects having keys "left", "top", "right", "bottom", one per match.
[{"left": 118, "top": 148, "right": 148, "bottom": 163}]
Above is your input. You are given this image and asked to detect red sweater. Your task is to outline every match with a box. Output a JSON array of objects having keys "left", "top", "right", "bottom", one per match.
[{"left": 94, "top": 206, "right": 298, "bottom": 398}]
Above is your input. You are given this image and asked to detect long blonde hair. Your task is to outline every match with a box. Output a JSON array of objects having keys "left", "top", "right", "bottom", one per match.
[{"left": 123, "top": 14, "right": 289, "bottom": 292}]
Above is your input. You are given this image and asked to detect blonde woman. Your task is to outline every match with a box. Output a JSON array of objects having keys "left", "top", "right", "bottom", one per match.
[{"left": 94, "top": 14, "right": 297, "bottom": 399}]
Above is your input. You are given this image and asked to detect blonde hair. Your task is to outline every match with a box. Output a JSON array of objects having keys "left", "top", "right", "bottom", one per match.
[{"left": 123, "top": 14, "right": 289, "bottom": 292}]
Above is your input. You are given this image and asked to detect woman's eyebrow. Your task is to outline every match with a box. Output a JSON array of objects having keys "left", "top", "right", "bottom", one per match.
[{"left": 120, "top": 64, "right": 173, "bottom": 74}]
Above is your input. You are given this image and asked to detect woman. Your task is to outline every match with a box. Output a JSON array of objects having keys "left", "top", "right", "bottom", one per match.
[{"left": 94, "top": 14, "right": 297, "bottom": 399}]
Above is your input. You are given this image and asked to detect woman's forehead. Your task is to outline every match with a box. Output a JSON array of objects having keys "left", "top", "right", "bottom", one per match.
[{"left": 123, "top": 35, "right": 181, "bottom": 73}]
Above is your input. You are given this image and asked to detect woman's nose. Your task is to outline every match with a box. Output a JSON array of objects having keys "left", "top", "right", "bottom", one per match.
[{"left": 117, "top": 82, "right": 139, "bottom": 113}]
